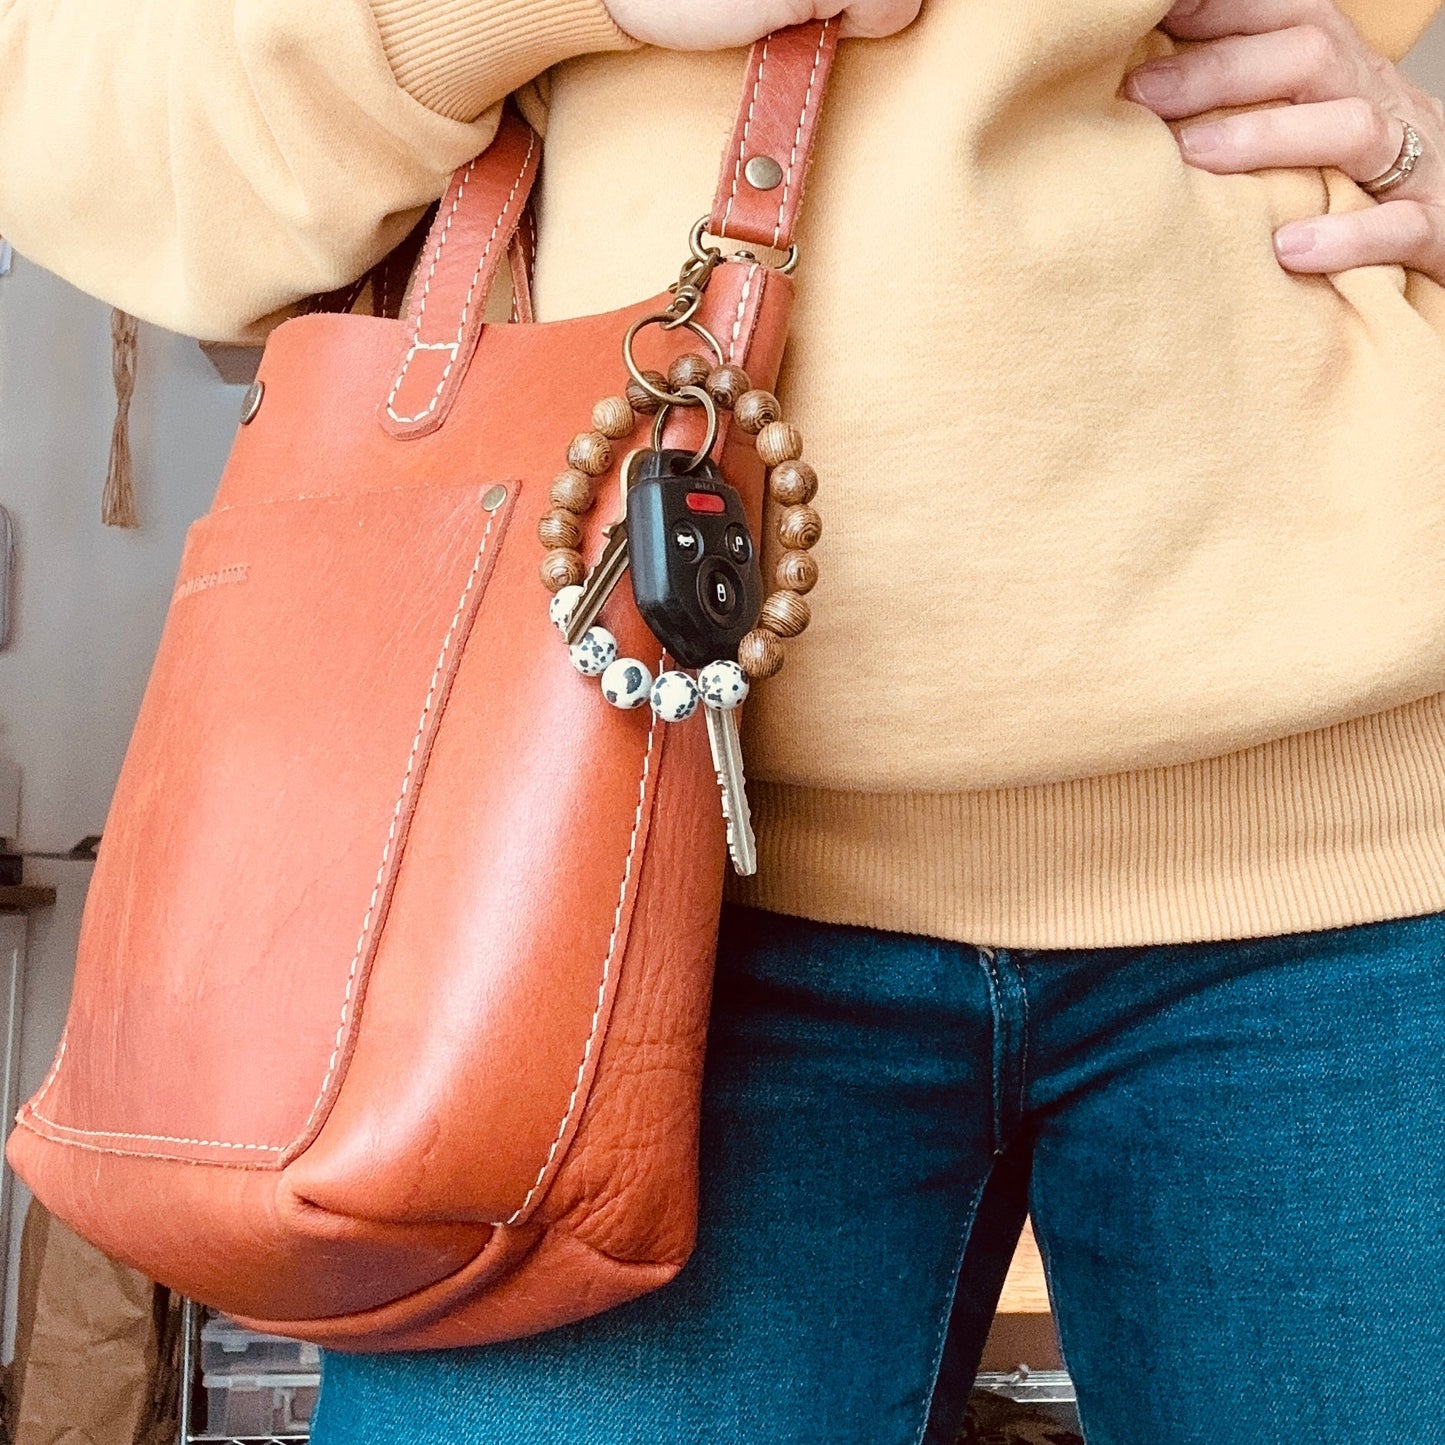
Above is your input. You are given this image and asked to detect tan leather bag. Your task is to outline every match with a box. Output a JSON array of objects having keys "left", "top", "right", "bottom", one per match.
[{"left": 6, "top": 23, "right": 839, "bottom": 1352}]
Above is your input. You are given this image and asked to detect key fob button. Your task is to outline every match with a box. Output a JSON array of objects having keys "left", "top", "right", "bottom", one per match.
[
  {"left": 699, "top": 561, "right": 741, "bottom": 624},
  {"left": 723, "top": 524, "right": 752, "bottom": 565},
  {"left": 671, "top": 521, "right": 703, "bottom": 560}
]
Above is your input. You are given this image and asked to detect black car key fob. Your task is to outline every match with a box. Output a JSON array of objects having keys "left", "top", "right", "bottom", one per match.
[{"left": 626, "top": 449, "right": 763, "bottom": 669}]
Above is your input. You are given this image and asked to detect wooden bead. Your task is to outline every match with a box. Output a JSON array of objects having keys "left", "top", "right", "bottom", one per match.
[
  {"left": 626, "top": 372, "right": 668, "bottom": 414},
  {"left": 667, "top": 352, "right": 712, "bottom": 393},
  {"left": 756, "top": 421, "right": 804, "bottom": 469},
  {"left": 706, "top": 364, "right": 752, "bottom": 409},
  {"left": 538, "top": 508, "right": 581, "bottom": 550},
  {"left": 567, "top": 430, "right": 612, "bottom": 477},
  {"left": 550, "top": 469, "right": 595, "bottom": 514},
  {"left": 759, "top": 590, "right": 811, "bottom": 639},
  {"left": 777, "top": 504, "right": 822, "bottom": 551},
  {"left": 737, "top": 629, "right": 785, "bottom": 681},
  {"left": 541, "top": 548, "right": 585, "bottom": 593},
  {"left": 769, "top": 460, "right": 818, "bottom": 507},
  {"left": 776, "top": 549, "right": 819, "bottom": 595},
  {"left": 734, "top": 389, "right": 781, "bottom": 435},
  {"left": 591, "top": 395, "right": 635, "bottom": 440}
]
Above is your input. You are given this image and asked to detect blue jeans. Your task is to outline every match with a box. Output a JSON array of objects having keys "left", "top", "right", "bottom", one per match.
[{"left": 313, "top": 904, "right": 1445, "bottom": 1444}]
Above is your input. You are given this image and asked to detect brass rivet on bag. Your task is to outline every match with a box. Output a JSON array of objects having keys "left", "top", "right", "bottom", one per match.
[
  {"left": 481, "top": 485, "right": 508, "bottom": 512},
  {"left": 744, "top": 155, "right": 784, "bottom": 191},
  {"left": 239, "top": 380, "right": 264, "bottom": 425}
]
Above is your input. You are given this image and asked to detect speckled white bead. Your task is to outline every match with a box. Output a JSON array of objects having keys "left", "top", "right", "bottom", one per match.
[
  {"left": 601, "top": 658, "right": 654, "bottom": 710},
  {"left": 550, "top": 584, "right": 584, "bottom": 635},
  {"left": 698, "top": 660, "right": 750, "bottom": 711},
  {"left": 570, "top": 626, "right": 617, "bottom": 677},
  {"left": 650, "top": 670, "right": 700, "bottom": 723}
]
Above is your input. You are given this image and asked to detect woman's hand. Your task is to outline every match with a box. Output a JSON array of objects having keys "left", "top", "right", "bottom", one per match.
[
  {"left": 1125, "top": 0, "right": 1445, "bottom": 282},
  {"left": 602, "top": 0, "right": 922, "bottom": 50}
]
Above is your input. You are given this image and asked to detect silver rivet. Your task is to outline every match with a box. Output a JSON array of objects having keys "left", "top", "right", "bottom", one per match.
[
  {"left": 744, "top": 155, "right": 784, "bottom": 191},
  {"left": 239, "top": 380, "right": 264, "bottom": 425},
  {"left": 481, "top": 485, "right": 508, "bottom": 512}
]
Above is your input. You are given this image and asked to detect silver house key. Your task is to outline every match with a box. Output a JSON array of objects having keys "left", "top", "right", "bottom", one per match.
[
  {"left": 706, "top": 703, "right": 757, "bottom": 876},
  {"left": 563, "top": 449, "right": 645, "bottom": 646},
  {"left": 698, "top": 662, "right": 757, "bottom": 876}
]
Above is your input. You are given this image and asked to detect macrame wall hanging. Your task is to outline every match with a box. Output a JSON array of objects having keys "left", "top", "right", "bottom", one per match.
[{"left": 102, "top": 308, "right": 139, "bottom": 528}]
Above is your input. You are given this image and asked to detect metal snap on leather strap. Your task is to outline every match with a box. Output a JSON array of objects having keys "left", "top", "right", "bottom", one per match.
[
  {"left": 744, "top": 155, "right": 784, "bottom": 191},
  {"left": 481, "top": 485, "right": 508, "bottom": 511},
  {"left": 239, "top": 380, "right": 264, "bottom": 425}
]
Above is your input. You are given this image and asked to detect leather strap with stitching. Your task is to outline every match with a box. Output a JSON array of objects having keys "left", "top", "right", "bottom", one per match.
[
  {"left": 382, "top": 21, "right": 838, "bottom": 437},
  {"left": 381, "top": 107, "right": 540, "bottom": 440},
  {"left": 708, "top": 19, "right": 839, "bottom": 252}
]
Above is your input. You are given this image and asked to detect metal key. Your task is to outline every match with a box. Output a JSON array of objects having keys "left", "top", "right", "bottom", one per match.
[
  {"left": 705, "top": 702, "right": 757, "bottom": 876},
  {"left": 563, "top": 521, "right": 629, "bottom": 645},
  {"left": 562, "top": 450, "right": 646, "bottom": 646}
]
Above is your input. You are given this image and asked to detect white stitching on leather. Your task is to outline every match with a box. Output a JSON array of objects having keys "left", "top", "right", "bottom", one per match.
[
  {"left": 27, "top": 1116, "right": 285, "bottom": 1152},
  {"left": 721, "top": 38, "right": 769, "bottom": 238},
  {"left": 29, "top": 504, "right": 503, "bottom": 1155},
  {"left": 29, "top": 1028, "right": 67, "bottom": 1109},
  {"left": 293, "top": 507, "right": 500, "bottom": 1144},
  {"left": 500, "top": 689, "right": 661, "bottom": 1227},
  {"left": 384, "top": 156, "right": 476, "bottom": 411},
  {"left": 30, "top": 1032, "right": 286, "bottom": 1150},
  {"left": 385, "top": 132, "right": 536, "bottom": 426},
  {"left": 728, "top": 264, "right": 759, "bottom": 362},
  {"left": 773, "top": 19, "right": 831, "bottom": 249}
]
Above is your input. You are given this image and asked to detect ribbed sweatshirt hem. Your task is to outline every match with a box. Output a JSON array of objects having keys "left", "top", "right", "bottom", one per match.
[
  {"left": 727, "top": 692, "right": 1445, "bottom": 949},
  {"left": 370, "top": 0, "right": 637, "bottom": 121}
]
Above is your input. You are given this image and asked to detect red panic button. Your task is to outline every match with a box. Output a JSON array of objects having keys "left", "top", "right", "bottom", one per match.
[{"left": 685, "top": 491, "right": 727, "bottom": 515}]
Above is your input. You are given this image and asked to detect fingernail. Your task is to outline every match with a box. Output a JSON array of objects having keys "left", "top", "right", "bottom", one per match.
[
  {"left": 1128, "top": 63, "right": 1180, "bottom": 104},
  {"left": 1178, "top": 121, "right": 1223, "bottom": 158},
  {"left": 1274, "top": 224, "right": 1318, "bottom": 259}
]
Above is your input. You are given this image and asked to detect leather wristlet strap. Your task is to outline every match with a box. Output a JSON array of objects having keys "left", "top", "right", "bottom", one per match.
[
  {"left": 708, "top": 18, "right": 839, "bottom": 252},
  {"left": 382, "top": 20, "right": 838, "bottom": 437}
]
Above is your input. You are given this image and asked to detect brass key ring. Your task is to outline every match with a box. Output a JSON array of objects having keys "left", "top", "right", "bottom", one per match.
[
  {"left": 622, "top": 315, "right": 725, "bottom": 408},
  {"left": 651, "top": 385, "right": 720, "bottom": 474}
]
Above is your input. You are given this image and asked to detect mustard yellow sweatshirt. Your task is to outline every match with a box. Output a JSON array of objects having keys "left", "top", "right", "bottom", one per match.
[{"left": 4, "top": 0, "right": 1445, "bottom": 947}]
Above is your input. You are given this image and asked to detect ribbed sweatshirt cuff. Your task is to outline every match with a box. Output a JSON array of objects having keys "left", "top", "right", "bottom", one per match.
[
  {"left": 370, "top": 0, "right": 638, "bottom": 121},
  {"left": 728, "top": 692, "right": 1445, "bottom": 950}
]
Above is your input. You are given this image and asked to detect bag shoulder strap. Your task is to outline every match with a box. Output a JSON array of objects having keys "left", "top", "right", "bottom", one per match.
[
  {"left": 381, "top": 110, "right": 540, "bottom": 438},
  {"left": 708, "top": 18, "right": 839, "bottom": 252},
  {"left": 381, "top": 20, "right": 838, "bottom": 439}
]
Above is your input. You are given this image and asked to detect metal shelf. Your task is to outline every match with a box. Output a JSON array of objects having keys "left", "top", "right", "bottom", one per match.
[
  {"left": 179, "top": 1300, "right": 313, "bottom": 1445},
  {"left": 187, "top": 1436, "right": 308, "bottom": 1444},
  {"left": 974, "top": 1368, "right": 1077, "bottom": 1405}
]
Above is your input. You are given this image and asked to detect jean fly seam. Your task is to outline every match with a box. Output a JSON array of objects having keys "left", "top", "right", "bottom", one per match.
[
  {"left": 977, "top": 947, "right": 1005, "bottom": 1157},
  {"left": 1012, "top": 953, "right": 1030, "bottom": 1127},
  {"left": 911, "top": 1175, "right": 989, "bottom": 1445}
]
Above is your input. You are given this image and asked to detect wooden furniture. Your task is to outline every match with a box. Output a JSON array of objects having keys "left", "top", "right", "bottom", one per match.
[
  {"left": 980, "top": 1222, "right": 1064, "bottom": 1374},
  {"left": 0, "top": 885, "right": 57, "bottom": 912},
  {"left": 999, "top": 1220, "right": 1049, "bottom": 1314}
]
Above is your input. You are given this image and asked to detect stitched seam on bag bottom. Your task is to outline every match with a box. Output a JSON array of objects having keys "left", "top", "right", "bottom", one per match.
[
  {"left": 28, "top": 505, "right": 501, "bottom": 1155},
  {"left": 499, "top": 672, "right": 662, "bottom": 1228}
]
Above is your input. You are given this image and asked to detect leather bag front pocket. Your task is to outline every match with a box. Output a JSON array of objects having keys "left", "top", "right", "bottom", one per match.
[{"left": 20, "top": 481, "right": 516, "bottom": 1168}]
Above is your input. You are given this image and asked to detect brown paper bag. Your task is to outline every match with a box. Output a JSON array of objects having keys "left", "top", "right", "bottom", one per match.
[{"left": 9, "top": 1201, "right": 179, "bottom": 1445}]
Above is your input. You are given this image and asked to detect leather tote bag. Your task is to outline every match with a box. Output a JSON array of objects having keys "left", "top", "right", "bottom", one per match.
[{"left": 7, "top": 21, "right": 838, "bottom": 1352}]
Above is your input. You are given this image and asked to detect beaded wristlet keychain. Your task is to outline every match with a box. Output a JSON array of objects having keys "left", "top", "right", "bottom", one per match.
[{"left": 538, "top": 227, "right": 822, "bottom": 875}]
